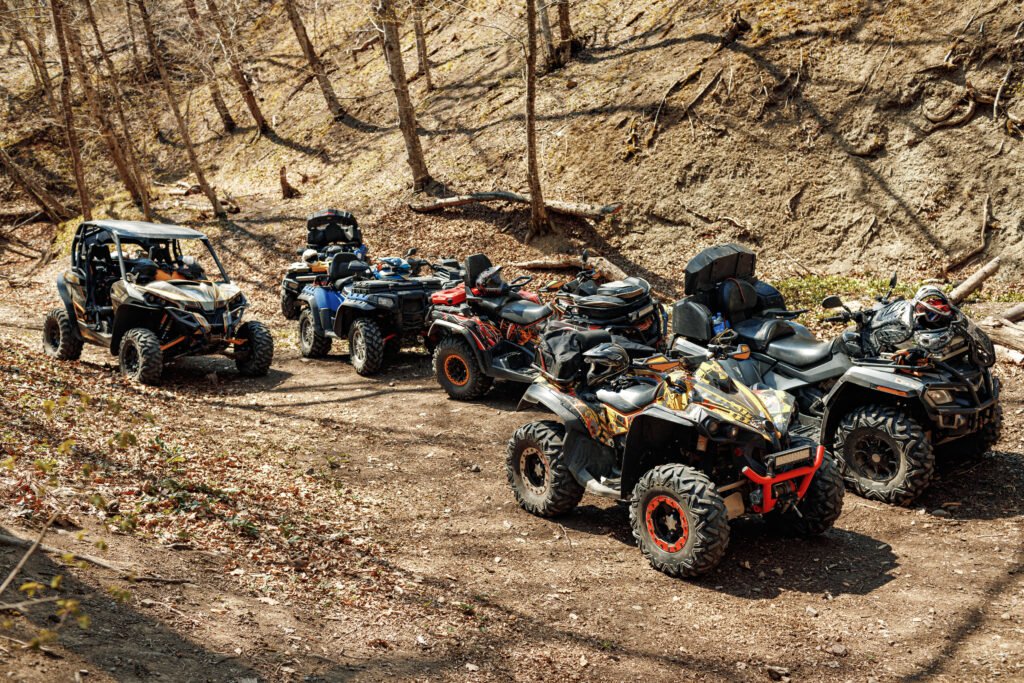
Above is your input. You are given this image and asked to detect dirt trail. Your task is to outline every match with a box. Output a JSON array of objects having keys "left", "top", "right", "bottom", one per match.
[{"left": 3, "top": 303, "right": 1022, "bottom": 681}]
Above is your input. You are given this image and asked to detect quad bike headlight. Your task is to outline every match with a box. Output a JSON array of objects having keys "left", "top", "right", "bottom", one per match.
[
  {"left": 925, "top": 388, "right": 957, "bottom": 406},
  {"left": 372, "top": 296, "right": 396, "bottom": 308}
]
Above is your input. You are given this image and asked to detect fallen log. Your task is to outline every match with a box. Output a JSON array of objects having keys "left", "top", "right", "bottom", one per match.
[
  {"left": 409, "top": 191, "right": 623, "bottom": 220},
  {"left": 512, "top": 255, "right": 669, "bottom": 301},
  {"left": 995, "top": 344, "right": 1024, "bottom": 365},
  {"left": 978, "top": 317, "right": 1024, "bottom": 354},
  {"left": 949, "top": 256, "right": 1000, "bottom": 304},
  {"left": 1001, "top": 300, "right": 1024, "bottom": 323}
]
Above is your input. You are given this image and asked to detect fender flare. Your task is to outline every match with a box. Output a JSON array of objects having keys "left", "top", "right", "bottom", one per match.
[
  {"left": 428, "top": 320, "right": 488, "bottom": 368},
  {"left": 110, "top": 303, "right": 162, "bottom": 355},
  {"left": 55, "top": 275, "right": 83, "bottom": 340},
  {"left": 517, "top": 383, "right": 588, "bottom": 434},
  {"left": 621, "top": 406, "right": 699, "bottom": 497},
  {"left": 297, "top": 290, "right": 323, "bottom": 333},
  {"left": 821, "top": 367, "right": 928, "bottom": 442}
]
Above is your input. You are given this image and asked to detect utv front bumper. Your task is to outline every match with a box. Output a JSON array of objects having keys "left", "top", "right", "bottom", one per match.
[{"left": 162, "top": 306, "right": 243, "bottom": 355}]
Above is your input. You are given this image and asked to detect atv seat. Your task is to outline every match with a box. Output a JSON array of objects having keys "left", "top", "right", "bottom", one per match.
[
  {"left": 765, "top": 335, "right": 834, "bottom": 367},
  {"left": 733, "top": 318, "right": 796, "bottom": 351},
  {"left": 328, "top": 252, "right": 360, "bottom": 281},
  {"left": 597, "top": 381, "right": 660, "bottom": 414},
  {"left": 500, "top": 300, "right": 551, "bottom": 325}
]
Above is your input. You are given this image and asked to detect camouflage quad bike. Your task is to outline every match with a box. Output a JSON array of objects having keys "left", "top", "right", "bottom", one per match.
[
  {"left": 45, "top": 220, "right": 273, "bottom": 384},
  {"left": 507, "top": 328, "right": 844, "bottom": 578}
]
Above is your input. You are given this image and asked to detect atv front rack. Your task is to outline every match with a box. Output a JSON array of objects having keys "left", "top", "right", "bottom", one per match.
[{"left": 741, "top": 445, "right": 825, "bottom": 514}]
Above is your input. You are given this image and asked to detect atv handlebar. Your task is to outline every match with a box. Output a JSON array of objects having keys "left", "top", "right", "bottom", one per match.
[{"left": 507, "top": 275, "right": 533, "bottom": 290}]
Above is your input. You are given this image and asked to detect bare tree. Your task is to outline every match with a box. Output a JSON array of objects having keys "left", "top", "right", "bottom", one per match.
[
  {"left": 536, "top": 0, "right": 556, "bottom": 71},
  {"left": 412, "top": 0, "right": 432, "bottom": 90},
  {"left": 183, "top": 0, "right": 237, "bottom": 133},
  {"left": 0, "top": 147, "right": 72, "bottom": 223},
  {"left": 556, "top": 0, "right": 573, "bottom": 64},
  {"left": 135, "top": 0, "right": 225, "bottom": 217},
  {"left": 63, "top": 6, "right": 143, "bottom": 208},
  {"left": 374, "top": 0, "right": 431, "bottom": 191},
  {"left": 525, "top": 0, "right": 550, "bottom": 240},
  {"left": 48, "top": 0, "right": 92, "bottom": 219},
  {"left": 282, "top": 0, "right": 345, "bottom": 120},
  {"left": 81, "top": 0, "right": 153, "bottom": 219},
  {"left": 205, "top": 0, "right": 270, "bottom": 133},
  {"left": 0, "top": 0, "right": 55, "bottom": 110}
]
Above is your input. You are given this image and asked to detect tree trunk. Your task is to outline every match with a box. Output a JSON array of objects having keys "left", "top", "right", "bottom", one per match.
[
  {"left": 536, "top": 0, "right": 557, "bottom": 70},
  {"left": 412, "top": 0, "right": 432, "bottom": 90},
  {"left": 375, "top": 0, "right": 431, "bottom": 191},
  {"left": 525, "top": 0, "right": 550, "bottom": 241},
  {"left": 0, "top": 0, "right": 55, "bottom": 111},
  {"left": 0, "top": 147, "right": 72, "bottom": 223},
  {"left": 135, "top": 0, "right": 225, "bottom": 217},
  {"left": 48, "top": 0, "right": 92, "bottom": 220},
  {"left": 205, "top": 0, "right": 270, "bottom": 133},
  {"left": 556, "top": 0, "right": 573, "bottom": 64},
  {"left": 82, "top": 0, "right": 153, "bottom": 220},
  {"left": 282, "top": 0, "right": 345, "bottom": 120},
  {"left": 63, "top": 9, "right": 143, "bottom": 208},
  {"left": 182, "top": 0, "right": 236, "bottom": 133}
]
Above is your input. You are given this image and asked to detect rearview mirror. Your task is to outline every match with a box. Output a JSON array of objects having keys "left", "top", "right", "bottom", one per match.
[
  {"left": 405, "top": 247, "right": 418, "bottom": 258},
  {"left": 821, "top": 295, "right": 843, "bottom": 309},
  {"left": 348, "top": 261, "right": 371, "bottom": 273},
  {"left": 889, "top": 271, "right": 898, "bottom": 289},
  {"left": 581, "top": 248, "right": 590, "bottom": 264}
]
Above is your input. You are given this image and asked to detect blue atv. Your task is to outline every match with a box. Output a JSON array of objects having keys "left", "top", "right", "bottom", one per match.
[{"left": 296, "top": 250, "right": 459, "bottom": 376}]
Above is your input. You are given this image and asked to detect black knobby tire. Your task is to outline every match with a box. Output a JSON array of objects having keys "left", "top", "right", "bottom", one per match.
[
  {"left": 767, "top": 436, "right": 845, "bottom": 537},
  {"left": 432, "top": 335, "right": 492, "bottom": 400},
  {"left": 280, "top": 288, "right": 301, "bottom": 320},
  {"left": 235, "top": 321, "right": 274, "bottom": 377},
  {"left": 348, "top": 317, "right": 385, "bottom": 376},
  {"left": 834, "top": 405, "right": 933, "bottom": 507},
  {"left": 119, "top": 328, "right": 163, "bottom": 385},
  {"left": 629, "top": 465, "right": 730, "bottom": 578},
  {"left": 42, "top": 307, "right": 83, "bottom": 361},
  {"left": 506, "top": 421, "right": 584, "bottom": 517},
  {"left": 298, "top": 307, "right": 332, "bottom": 358}
]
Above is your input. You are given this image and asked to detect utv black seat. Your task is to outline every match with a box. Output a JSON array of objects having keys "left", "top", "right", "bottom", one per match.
[
  {"left": 499, "top": 300, "right": 551, "bottom": 325},
  {"left": 597, "top": 381, "right": 660, "bottom": 414},
  {"left": 766, "top": 335, "right": 835, "bottom": 367}
]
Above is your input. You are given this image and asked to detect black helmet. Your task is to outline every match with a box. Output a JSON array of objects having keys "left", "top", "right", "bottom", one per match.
[
  {"left": 475, "top": 265, "right": 507, "bottom": 297},
  {"left": 583, "top": 342, "right": 629, "bottom": 387}
]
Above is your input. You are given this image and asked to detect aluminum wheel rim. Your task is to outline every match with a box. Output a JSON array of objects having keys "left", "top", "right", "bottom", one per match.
[{"left": 519, "top": 446, "right": 548, "bottom": 496}]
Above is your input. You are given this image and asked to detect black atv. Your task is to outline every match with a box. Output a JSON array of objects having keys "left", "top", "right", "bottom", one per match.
[
  {"left": 280, "top": 209, "right": 364, "bottom": 320},
  {"left": 44, "top": 220, "right": 273, "bottom": 385},
  {"left": 296, "top": 250, "right": 454, "bottom": 375},
  {"left": 671, "top": 243, "right": 1001, "bottom": 506},
  {"left": 508, "top": 327, "right": 843, "bottom": 578}
]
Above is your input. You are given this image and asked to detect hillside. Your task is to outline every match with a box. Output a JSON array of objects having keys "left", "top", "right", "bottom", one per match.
[{"left": 2, "top": 0, "right": 1023, "bottom": 288}]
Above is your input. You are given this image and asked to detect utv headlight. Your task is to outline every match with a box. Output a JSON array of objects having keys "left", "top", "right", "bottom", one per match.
[
  {"left": 704, "top": 418, "right": 720, "bottom": 435},
  {"left": 925, "top": 388, "right": 956, "bottom": 406},
  {"left": 143, "top": 292, "right": 180, "bottom": 309}
]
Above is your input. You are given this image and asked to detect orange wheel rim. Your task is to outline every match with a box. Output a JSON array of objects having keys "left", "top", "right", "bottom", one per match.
[
  {"left": 443, "top": 355, "right": 470, "bottom": 387},
  {"left": 645, "top": 495, "right": 689, "bottom": 553}
]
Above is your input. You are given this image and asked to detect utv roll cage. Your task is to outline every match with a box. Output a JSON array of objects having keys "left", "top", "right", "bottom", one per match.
[{"left": 72, "top": 220, "right": 231, "bottom": 284}]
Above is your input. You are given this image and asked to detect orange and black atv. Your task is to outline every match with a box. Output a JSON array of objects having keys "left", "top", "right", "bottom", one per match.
[
  {"left": 506, "top": 328, "right": 844, "bottom": 578},
  {"left": 426, "top": 253, "right": 666, "bottom": 401}
]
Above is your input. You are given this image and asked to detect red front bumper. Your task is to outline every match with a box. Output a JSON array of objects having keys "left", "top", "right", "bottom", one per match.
[{"left": 740, "top": 445, "right": 825, "bottom": 514}]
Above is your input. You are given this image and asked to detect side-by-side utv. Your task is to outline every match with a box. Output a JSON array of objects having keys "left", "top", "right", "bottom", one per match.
[{"left": 44, "top": 220, "right": 273, "bottom": 384}]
